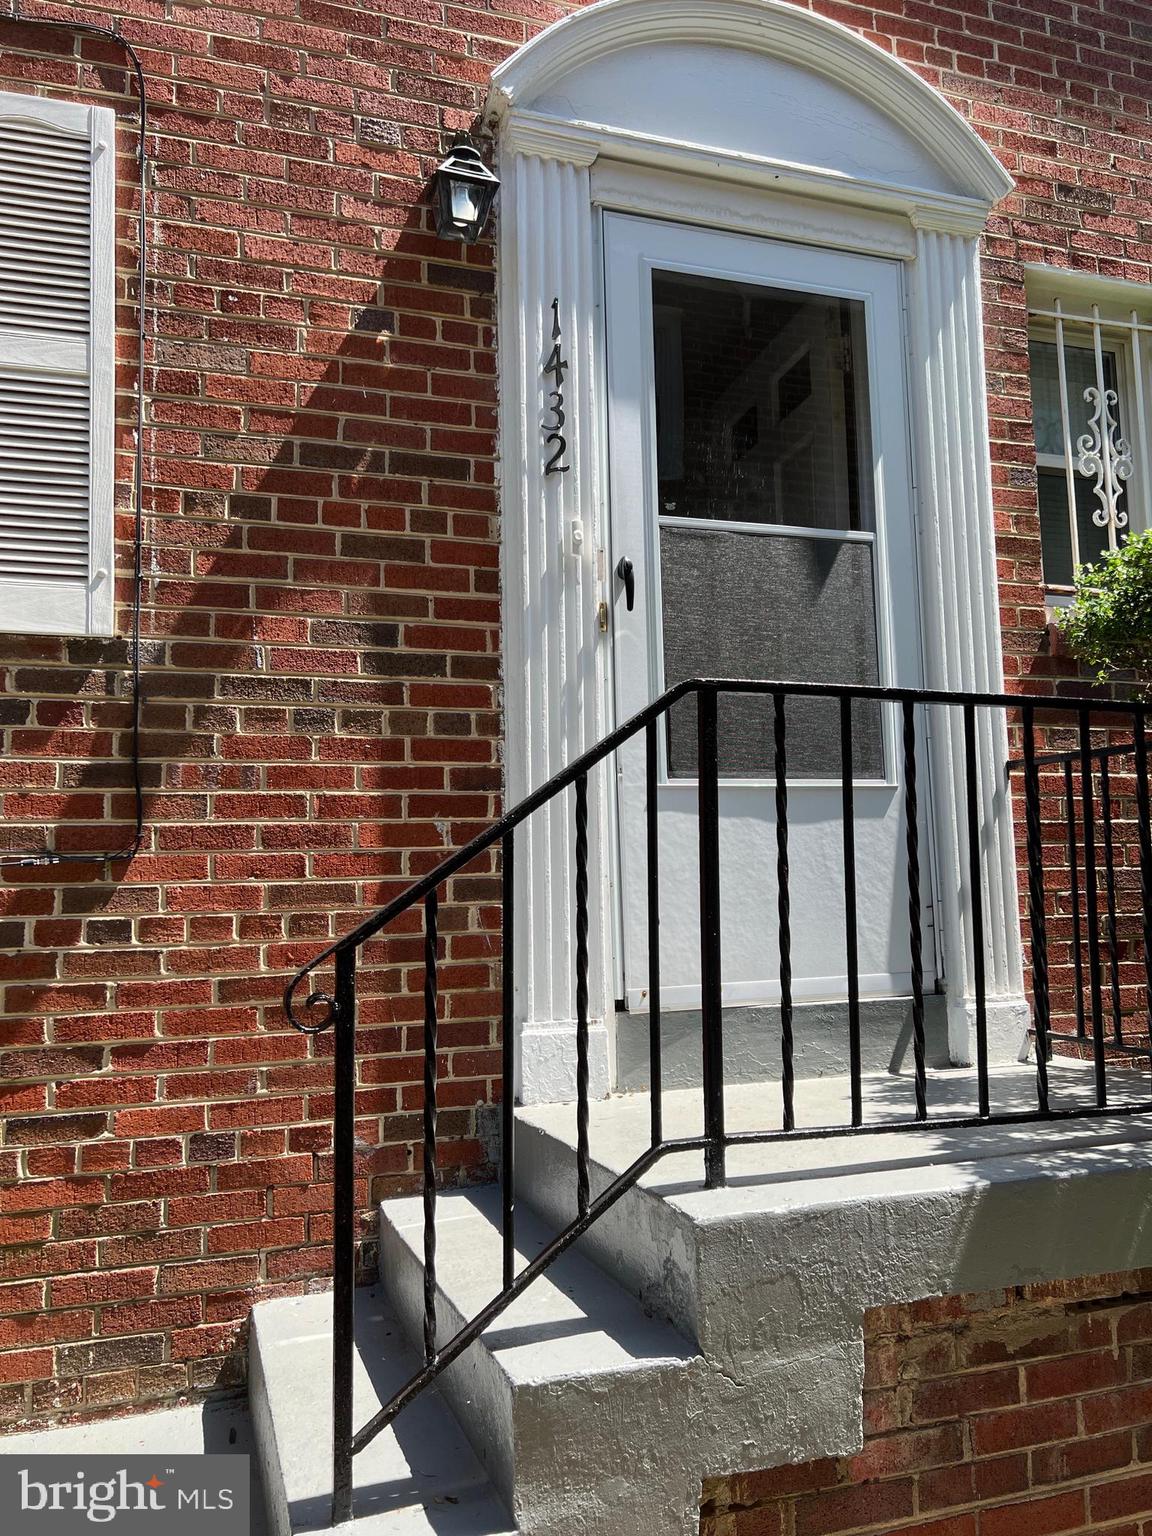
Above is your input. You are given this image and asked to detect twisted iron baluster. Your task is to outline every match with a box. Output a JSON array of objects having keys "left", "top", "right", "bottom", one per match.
[
  {"left": 575, "top": 774, "right": 590, "bottom": 1218},
  {"left": 841, "top": 694, "right": 862, "bottom": 1126},
  {"left": 422, "top": 890, "right": 439, "bottom": 1365},
  {"left": 697, "top": 688, "right": 726, "bottom": 1187},
  {"left": 646, "top": 721, "right": 662, "bottom": 1147},
  {"left": 1079, "top": 714, "right": 1107, "bottom": 1107},
  {"left": 1100, "top": 756, "right": 1123, "bottom": 1045},
  {"left": 501, "top": 830, "right": 516, "bottom": 1289},
  {"left": 962, "top": 702, "right": 989, "bottom": 1118},
  {"left": 330, "top": 949, "right": 357, "bottom": 1528},
  {"left": 1064, "top": 759, "right": 1086, "bottom": 1040},
  {"left": 1022, "top": 705, "right": 1051, "bottom": 1112},
  {"left": 773, "top": 691, "right": 794, "bottom": 1132},
  {"left": 1133, "top": 717, "right": 1152, "bottom": 1079},
  {"left": 903, "top": 700, "right": 926, "bottom": 1121}
]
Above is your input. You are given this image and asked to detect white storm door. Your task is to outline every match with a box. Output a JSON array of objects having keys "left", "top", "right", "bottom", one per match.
[{"left": 605, "top": 213, "right": 933, "bottom": 1011}]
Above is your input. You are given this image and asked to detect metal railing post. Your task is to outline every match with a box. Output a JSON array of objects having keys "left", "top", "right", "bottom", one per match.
[
  {"left": 1065, "top": 759, "right": 1087, "bottom": 1040},
  {"left": 773, "top": 689, "right": 794, "bottom": 1132},
  {"left": 575, "top": 774, "right": 591, "bottom": 1216},
  {"left": 962, "top": 703, "right": 989, "bottom": 1117},
  {"left": 1100, "top": 755, "right": 1124, "bottom": 1044},
  {"left": 501, "top": 831, "right": 516, "bottom": 1289},
  {"left": 698, "top": 686, "right": 726, "bottom": 1188},
  {"left": 1022, "top": 704, "right": 1051, "bottom": 1113},
  {"left": 331, "top": 946, "right": 357, "bottom": 1529},
  {"left": 646, "top": 721, "right": 663, "bottom": 1147},
  {"left": 422, "top": 892, "right": 439, "bottom": 1365},
  {"left": 840, "top": 694, "right": 862, "bottom": 1125},
  {"left": 902, "top": 699, "right": 927, "bottom": 1121},
  {"left": 1079, "top": 713, "right": 1108, "bottom": 1105},
  {"left": 1133, "top": 717, "right": 1152, "bottom": 1075}
]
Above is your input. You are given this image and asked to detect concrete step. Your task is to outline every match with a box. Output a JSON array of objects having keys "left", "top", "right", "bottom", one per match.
[
  {"left": 252, "top": 1064, "right": 1152, "bottom": 1536},
  {"left": 377, "top": 1185, "right": 704, "bottom": 1535},
  {"left": 515, "top": 1064, "right": 1152, "bottom": 1363},
  {"left": 250, "top": 1287, "right": 516, "bottom": 1536}
]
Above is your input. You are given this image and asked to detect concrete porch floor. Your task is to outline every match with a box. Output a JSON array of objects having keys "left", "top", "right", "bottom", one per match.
[{"left": 520, "top": 1058, "right": 1152, "bottom": 1208}]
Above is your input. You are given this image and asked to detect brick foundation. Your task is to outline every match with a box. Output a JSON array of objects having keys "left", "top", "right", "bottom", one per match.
[{"left": 701, "top": 1271, "right": 1152, "bottom": 1536}]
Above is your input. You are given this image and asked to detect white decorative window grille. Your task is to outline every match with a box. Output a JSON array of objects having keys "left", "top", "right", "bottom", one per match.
[{"left": 1028, "top": 293, "right": 1151, "bottom": 591}]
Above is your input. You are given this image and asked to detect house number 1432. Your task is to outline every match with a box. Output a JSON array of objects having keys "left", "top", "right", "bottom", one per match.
[{"left": 543, "top": 297, "right": 570, "bottom": 475}]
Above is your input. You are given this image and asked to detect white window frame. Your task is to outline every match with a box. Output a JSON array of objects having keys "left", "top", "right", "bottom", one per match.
[
  {"left": 1026, "top": 267, "right": 1152, "bottom": 597},
  {"left": 0, "top": 92, "right": 116, "bottom": 637}
]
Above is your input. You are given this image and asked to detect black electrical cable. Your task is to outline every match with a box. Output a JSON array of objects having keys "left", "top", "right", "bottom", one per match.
[{"left": 1, "top": 5, "right": 148, "bottom": 870}]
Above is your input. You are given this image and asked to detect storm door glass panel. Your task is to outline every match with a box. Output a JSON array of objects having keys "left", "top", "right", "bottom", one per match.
[{"left": 652, "top": 270, "right": 882, "bottom": 778}]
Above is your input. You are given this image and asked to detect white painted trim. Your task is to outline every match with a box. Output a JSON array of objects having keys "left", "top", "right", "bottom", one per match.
[
  {"left": 907, "top": 229, "right": 1026, "bottom": 1055},
  {"left": 517, "top": 1021, "right": 612, "bottom": 1107},
  {"left": 494, "top": 0, "right": 1021, "bottom": 1102},
  {"left": 500, "top": 115, "right": 601, "bottom": 167},
  {"left": 627, "top": 973, "right": 914, "bottom": 1012},
  {"left": 497, "top": 152, "right": 614, "bottom": 1107},
  {"left": 591, "top": 161, "right": 917, "bottom": 260},
  {"left": 518, "top": 110, "right": 996, "bottom": 237},
  {"left": 1024, "top": 263, "right": 1152, "bottom": 317},
  {"left": 489, "top": 0, "right": 1013, "bottom": 207},
  {"left": 87, "top": 104, "right": 117, "bottom": 639},
  {"left": 657, "top": 516, "right": 875, "bottom": 544}
]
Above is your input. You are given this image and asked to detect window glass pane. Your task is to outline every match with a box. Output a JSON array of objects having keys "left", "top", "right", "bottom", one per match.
[
  {"left": 659, "top": 525, "right": 883, "bottom": 779},
  {"left": 1037, "top": 468, "right": 1114, "bottom": 588},
  {"left": 1029, "top": 339, "right": 1119, "bottom": 457},
  {"left": 652, "top": 271, "right": 874, "bottom": 531}
]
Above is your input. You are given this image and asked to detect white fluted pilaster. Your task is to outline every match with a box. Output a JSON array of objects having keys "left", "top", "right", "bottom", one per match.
[
  {"left": 908, "top": 224, "right": 1028, "bottom": 1062},
  {"left": 497, "top": 143, "right": 612, "bottom": 1104}
]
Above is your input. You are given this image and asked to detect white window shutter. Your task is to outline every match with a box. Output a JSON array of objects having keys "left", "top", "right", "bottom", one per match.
[{"left": 0, "top": 93, "right": 115, "bottom": 637}]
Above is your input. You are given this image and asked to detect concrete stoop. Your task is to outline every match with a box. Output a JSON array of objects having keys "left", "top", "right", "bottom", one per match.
[
  {"left": 250, "top": 1286, "right": 516, "bottom": 1536},
  {"left": 250, "top": 1157, "right": 858, "bottom": 1536},
  {"left": 251, "top": 1063, "right": 1152, "bottom": 1536},
  {"left": 378, "top": 1188, "right": 704, "bottom": 1535}
]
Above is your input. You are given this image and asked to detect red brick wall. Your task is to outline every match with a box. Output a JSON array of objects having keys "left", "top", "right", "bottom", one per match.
[
  {"left": 0, "top": 0, "right": 558, "bottom": 1426},
  {"left": 701, "top": 1271, "right": 1152, "bottom": 1536},
  {"left": 2, "top": 0, "right": 1152, "bottom": 1429}
]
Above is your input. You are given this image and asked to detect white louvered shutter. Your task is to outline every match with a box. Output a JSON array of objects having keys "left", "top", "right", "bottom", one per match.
[{"left": 0, "top": 93, "right": 115, "bottom": 636}]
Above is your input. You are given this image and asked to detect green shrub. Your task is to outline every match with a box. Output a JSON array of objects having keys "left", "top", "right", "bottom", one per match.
[{"left": 1057, "top": 529, "right": 1152, "bottom": 691}]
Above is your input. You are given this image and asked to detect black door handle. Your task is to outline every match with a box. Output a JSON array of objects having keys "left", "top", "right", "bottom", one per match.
[{"left": 616, "top": 556, "right": 635, "bottom": 612}]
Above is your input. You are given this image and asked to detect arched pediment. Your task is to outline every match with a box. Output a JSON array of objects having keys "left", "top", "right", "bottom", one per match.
[{"left": 488, "top": 0, "right": 1013, "bottom": 208}]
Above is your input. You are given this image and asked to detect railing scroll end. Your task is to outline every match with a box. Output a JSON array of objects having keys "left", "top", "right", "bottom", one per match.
[{"left": 284, "top": 960, "right": 340, "bottom": 1035}]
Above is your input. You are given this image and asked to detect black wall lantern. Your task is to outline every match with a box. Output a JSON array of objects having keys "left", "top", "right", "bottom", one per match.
[{"left": 433, "top": 139, "right": 500, "bottom": 245}]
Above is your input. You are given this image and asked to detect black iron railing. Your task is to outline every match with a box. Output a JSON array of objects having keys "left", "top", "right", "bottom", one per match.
[
  {"left": 1009, "top": 728, "right": 1152, "bottom": 1073},
  {"left": 285, "top": 680, "right": 1152, "bottom": 1527}
]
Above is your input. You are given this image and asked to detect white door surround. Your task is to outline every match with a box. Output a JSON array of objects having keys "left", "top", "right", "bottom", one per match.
[{"left": 487, "top": 0, "right": 1024, "bottom": 1105}]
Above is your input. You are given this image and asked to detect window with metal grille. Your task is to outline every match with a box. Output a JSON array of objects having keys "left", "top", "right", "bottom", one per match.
[
  {"left": 1027, "top": 273, "right": 1152, "bottom": 593},
  {"left": 0, "top": 92, "right": 115, "bottom": 636}
]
